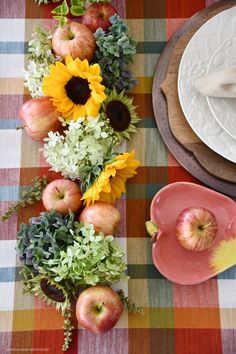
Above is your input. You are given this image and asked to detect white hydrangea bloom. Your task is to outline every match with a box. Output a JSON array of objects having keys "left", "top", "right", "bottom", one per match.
[{"left": 43, "top": 116, "right": 113, "bottom": 184}]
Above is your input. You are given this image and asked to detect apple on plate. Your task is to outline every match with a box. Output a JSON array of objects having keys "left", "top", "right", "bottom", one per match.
[
  {"left": 82, "top": 3, "right": 117, "bottom": 33},
  {"left": 76, "top": 286, "right": 123, "bottom": 334},
  {"left": 52, "top": 22, "right": 96, "bottom": 61},
  {"left": 42, "top": 179, "right": 82, "bottom": 216},
  {"left": 176, "top": 207, "right": 218, "bottom": 251},
  {"left": 79, "top": 201, "right": 120, "bottom": 235}
]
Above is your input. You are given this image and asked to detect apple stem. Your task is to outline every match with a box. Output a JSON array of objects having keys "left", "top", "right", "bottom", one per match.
[
  {"left": 200, "top": 222, "right": 212, "bottom": 230},
  {"left": 16, "top": 125, "right": 26, "bottom": 130},
  {"left": 55, "top": 187, "right": 64, "bottom": 199}
]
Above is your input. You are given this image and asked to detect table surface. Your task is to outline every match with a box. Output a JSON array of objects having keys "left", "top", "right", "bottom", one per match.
[{"left": 1, "top": 1, "right": 236, "bottom": 354}]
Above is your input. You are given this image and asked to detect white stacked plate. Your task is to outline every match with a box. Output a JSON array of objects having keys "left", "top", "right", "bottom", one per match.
[{"left": 178, "top": 6, "right": 236, "bottom": 163}]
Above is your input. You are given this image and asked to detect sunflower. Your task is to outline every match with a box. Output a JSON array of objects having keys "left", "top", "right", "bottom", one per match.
[
  {"left": 21, "top": 267, "right": 72, "bottom": 314},
  {"left": 81, "top": 151, "right": 140, "bottom": 206},
  {"left": 42, "top": 56, "right": 106, "bottom": 121},
  {"left": 100, "top": 89, "right": 140, "bottom": 145}
]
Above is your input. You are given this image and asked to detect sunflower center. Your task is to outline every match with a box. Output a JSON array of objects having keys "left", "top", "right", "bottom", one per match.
[
  {"left": 106, "top": 100, "right": 131, "bottom": 131},
  {"left": 65, "top": 77, "right": 91, "bottom": 105}
]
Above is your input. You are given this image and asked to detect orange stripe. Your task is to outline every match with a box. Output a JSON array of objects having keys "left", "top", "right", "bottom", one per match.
[
  {"left": 126, "top": 199, "right": 151, "bottom": 237},
  {"left": 174, "top": 308, "right": 221, "bottom": 329},
  {"left": 129, "top": 93, "right": 154, "bottom": 117},
  {"left": 130, "top": 77, "right": 153, "bottom": 94}
]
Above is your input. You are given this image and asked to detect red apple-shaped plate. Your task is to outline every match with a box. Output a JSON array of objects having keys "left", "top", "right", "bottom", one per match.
[{"left": 150, "top": 182, "right": 236, "bottom": 285}]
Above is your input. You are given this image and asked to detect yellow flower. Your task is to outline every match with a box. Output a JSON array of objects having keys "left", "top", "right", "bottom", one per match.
[
  {"left": 81, "top": 151, "right": 140, "bottom": 206},
  {"left": 210, "top": 238, "right": 236, "bottom": 274},
  {"left": 42, "top": 56, "right": 106, "bottom": 121}
]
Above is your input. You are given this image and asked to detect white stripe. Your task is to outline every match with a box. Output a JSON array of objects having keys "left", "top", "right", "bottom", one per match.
[
  {"left": 218, "top": 279, "right": 236, "bottom": 308},
  {"left": 0, "top": 130, "right": 22, "bottom": 168},
  {"left": 0, "top": 282, "right": 15, "bottom": 311},
  {"left": 0, "top": 54, "right": 24, "bottom": 78},
  {"left": 0, "top": 19, "right": 25, "bottom": 42},
  {"left": 0, "top": 240, "right": 17, "bottom": 268}
]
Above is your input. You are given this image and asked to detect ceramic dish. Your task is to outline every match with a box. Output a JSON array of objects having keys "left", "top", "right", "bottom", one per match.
[
  {"left": 150, "top": 182, "right": 236, "bottom": 285},
  {"left": 207, "top": 33, "right": 236, "bottom": 139},
  {"left": 178, "top": 6, "right": 236, "bottom": 163}
]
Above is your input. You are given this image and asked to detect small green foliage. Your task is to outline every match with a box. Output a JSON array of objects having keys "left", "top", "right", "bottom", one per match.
[
  {"left": 0, "top": 175, "right": 48, "bottom": 222},
  {"left": 94, "top": 15, "right": 137, "bottom": 92},
  {"left": 62, "top": 309, "right": 74, "bottom": 351},
  {"left": 52, "top": 0, "right": 69, "bottom": 27},
  {"left": 33, "top": 0, "right": 111, "bottom": 26},
  {"left": 117, "top": 289, "right": 144, "bottom": 315}
]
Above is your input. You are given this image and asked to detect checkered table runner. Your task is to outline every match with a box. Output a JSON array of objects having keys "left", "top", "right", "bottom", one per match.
[{"left": 1, "top": 0, "right": 236, "bottom": 353}]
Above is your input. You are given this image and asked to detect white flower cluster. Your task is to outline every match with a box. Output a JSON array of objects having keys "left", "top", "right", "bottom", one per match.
[
  {"left": 43, "top": 117, "right": 111, "bottom": 182},
  {"left": 24, "top": 61, "right": 50, "bottom": 97},
  {"left": 24, "top": 27, "right": 59, "bottom": 97}
]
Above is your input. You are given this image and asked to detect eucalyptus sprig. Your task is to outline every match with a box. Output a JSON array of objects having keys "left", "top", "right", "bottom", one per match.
[
  {"left": 0, "top": 175, "right": 49, "bottom": 222},
  {"left": 117, "top": 289, "right": 144, "bottom": 315}
]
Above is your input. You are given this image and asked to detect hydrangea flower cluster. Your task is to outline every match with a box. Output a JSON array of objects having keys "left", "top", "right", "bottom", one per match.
[
  {"left": 24, "top": 27, "right": 60, "bottom": 97},
  {"left": 43, "top": 117, "right": 115, "bottom": 190},
  {"left": 94, "top": 15, "right": 138, "bottom": 92}
]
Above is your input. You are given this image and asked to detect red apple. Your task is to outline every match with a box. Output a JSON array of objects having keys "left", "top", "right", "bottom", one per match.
[
  {"left": 18, "top": 97, "right": 61, "bottom": 141},
  {"left": 79, "top": 201, "right": 120, "bottom": 235},
  {"left": 176, "top": 207, "right": 218, "bottom": 251},
  {"left": 42, "top": 179, "right": 82, "bottom": 215},
  {"left": 82, "top": 3, "right": 117, "bottom": 33},
  {"left": 52, "top": 22, "right": 96, "bottom": 61},
  {"left": 76, "top": 286, "right": 123, "bottom": 334}
]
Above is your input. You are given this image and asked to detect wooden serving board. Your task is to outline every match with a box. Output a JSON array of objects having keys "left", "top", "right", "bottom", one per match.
[{"left": 152, "top": 0, "right": 236, "bottom": 197}]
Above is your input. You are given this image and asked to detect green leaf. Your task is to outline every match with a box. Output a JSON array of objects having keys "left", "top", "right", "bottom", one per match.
[
  {"left": 70, "top": 0, "right": 81, "bottom": 5},
  {"left": 61, "top": 0, "right": 69, "bottom": 14},
  {"left": 51, "top": 5, "right": 63, "bottom": 14},
  {"left": 53, "top": 15, "right": 68, "bottom": 27},
  {"left": 51, "top": 0, "right": 69, "bottom": 15},
  {"left": 70, "top": 5, "right": 85, "bottom": 16}
]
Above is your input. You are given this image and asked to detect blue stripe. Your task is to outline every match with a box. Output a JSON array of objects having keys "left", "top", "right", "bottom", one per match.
[
  {"left": 0, "top": 119, "right": 21, "bottom": 129},
  {"left": 217, "top": 266, "right": 236, "bottom": 279},
  {"left": 0, "top": 186, "right": 20, "bottom": 201},
  {"left": 0, "top": 42, "right": 27, "bottom": 54},
  {"left": 1, "top": 265, "right": 236, "bottom": 282},
  {"left": 0, "top": 41, "right": 166, "bottom": 55},
  {"left": 0, "top": 267, "right": 16, "bottom": 282}
]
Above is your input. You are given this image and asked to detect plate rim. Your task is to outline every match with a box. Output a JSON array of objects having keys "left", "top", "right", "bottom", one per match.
[
  {"left": 177, "top": 6, "right": 236, "bottom": 163},
  {"left": 152, "top": 0, "right": 236, "bottom": 197}
]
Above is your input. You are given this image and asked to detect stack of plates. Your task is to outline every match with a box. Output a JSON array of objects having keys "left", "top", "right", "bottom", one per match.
[
  {"left": 152, "top": 1, "right": 236, "bottom": 197},
  {"left": 178, "top": 6, "right": 236, "bottom": 163}
]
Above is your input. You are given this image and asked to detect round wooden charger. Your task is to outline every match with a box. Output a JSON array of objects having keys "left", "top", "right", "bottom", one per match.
[{"left": 152, "top": 0, "right": 236, "bottom": 198}]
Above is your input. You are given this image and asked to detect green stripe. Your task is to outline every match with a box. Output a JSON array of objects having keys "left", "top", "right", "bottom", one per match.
[
  {"left": 137, "top": 41, "right": 166, "bottom": 54},
  {"left": 145, "top": 128, "right": 168, "bottom": 166},
  {"left": 126, "top": 183, "right": 165, "bottom": 199},
  {"left": 138, "top": 118, "right": 157, "bottom": 128},
  {"left": 128, "top": 264, "right": 166, "bottom": 279}
]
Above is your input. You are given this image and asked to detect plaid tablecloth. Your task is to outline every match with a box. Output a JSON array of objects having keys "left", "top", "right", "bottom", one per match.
[{"left": 1, "top": 0, "right": 235, "bottom": 353}]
